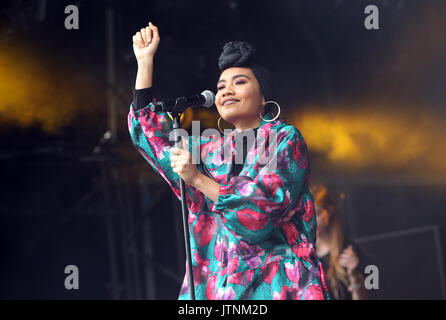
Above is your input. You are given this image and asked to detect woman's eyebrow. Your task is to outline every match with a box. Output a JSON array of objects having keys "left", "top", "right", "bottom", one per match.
[{"left": 217, "top": 74, "right": 250, "bottom": 85}]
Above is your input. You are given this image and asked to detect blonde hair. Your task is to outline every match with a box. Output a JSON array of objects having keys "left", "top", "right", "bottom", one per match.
[{"left": 311, "top": 184, "right": 349, "bottom": 299}]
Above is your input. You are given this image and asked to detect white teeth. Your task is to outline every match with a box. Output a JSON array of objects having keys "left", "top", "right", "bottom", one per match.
[{"left": 223, "top": 100, "right": 238, "bottom": 106}]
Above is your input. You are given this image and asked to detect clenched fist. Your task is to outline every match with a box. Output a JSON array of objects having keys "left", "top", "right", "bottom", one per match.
[
  {"left": 132, "top": 22, "right": 160, "bottom": 61},
  {"left": 170, "top": 138, "right": 201, "bottom": 186}
]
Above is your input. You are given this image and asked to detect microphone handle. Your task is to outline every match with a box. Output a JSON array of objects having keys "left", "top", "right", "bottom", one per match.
[
  {"left": 150, "top": 96, "right": 203, "bottom": 113},
  {"left": 150, "top": 97, "right": 185, "bottom": 113}
]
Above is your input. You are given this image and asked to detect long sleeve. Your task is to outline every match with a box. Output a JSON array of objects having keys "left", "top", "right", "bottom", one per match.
[
  {"left": 211, "top": 127, "right": 310, "bottom": 244},
  {"left": 133, "top": 87, "right": 154, "bottom": 111},
  {"left": 127, "top": 90, "right": 204, "bottom": 208}
]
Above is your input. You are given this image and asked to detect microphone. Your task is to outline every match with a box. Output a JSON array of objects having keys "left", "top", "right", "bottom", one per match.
[{"left": 150, "top": 90, "right": 215, "bottom": 113}]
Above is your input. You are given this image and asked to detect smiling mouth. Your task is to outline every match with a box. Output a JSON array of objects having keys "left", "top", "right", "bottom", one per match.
[{"left": 222, "top": 99, "right": 239, "bottom": 107}]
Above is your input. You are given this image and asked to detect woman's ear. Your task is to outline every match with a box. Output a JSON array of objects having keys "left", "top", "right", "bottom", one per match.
[{"left": 261, "top": 96, "right": 266, "bottom": 115}]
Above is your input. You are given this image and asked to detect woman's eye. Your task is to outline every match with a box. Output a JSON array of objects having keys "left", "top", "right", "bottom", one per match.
[{"left": 217, "top": 80, "right": 245, "bottom": 91}]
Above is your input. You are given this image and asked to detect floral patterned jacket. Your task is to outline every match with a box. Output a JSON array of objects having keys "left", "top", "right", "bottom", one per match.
[{"left": 128, "top": 93, "right": 331, "bottom": 300}]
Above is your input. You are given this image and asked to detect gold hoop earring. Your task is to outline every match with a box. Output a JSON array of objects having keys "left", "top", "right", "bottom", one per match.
[
  {"left": 260, "top": 101, "right": 281, "bottom": 122},
  {"left": 217, "top": 116, "right": 234, "bottom": 135}
]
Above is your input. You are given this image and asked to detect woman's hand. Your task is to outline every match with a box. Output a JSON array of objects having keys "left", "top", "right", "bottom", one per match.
[
  {"left": 338, "top": 245, "right": 360, "bottom": 276},
  {"left": 339, "top": 245, "right": 365, "bottom": 292},
  {"left": 170, "top": 139, "right": 201, "bottom": 186},
  {"left": 132, "top": 22, "right": 160, "bottom": 62}
]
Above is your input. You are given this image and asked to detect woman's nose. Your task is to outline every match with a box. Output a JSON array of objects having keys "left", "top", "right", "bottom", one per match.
[{"left": 221, "top": 84, "right": 234, "bottom": 97}]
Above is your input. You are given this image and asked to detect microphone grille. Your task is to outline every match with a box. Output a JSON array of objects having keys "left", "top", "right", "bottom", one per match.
[{"left": 201, "top": 90, "right": 215, "bottom": 108}]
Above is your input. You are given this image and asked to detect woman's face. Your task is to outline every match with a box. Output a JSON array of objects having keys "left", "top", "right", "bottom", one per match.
[{"left": 215, "top": 67, "right": 265, "bottom": 130}]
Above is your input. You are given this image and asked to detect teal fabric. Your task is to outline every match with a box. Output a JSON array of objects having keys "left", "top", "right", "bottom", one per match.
[{"left": 128, "top": 102, "right": 331, "bottom": 300}]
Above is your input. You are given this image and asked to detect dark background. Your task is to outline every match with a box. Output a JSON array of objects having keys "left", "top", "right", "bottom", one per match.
[{"left": 0, "top": 0, "right": 445, "bottom": 299}]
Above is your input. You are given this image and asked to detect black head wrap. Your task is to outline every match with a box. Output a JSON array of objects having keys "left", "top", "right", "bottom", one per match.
[{"left": 218, "top": 41, "right": 273, "bottom": 102}]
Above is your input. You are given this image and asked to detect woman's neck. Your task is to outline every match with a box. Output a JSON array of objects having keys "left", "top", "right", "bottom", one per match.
[{"left": 233, "top": 117, "right": 262, "bottom": 132}]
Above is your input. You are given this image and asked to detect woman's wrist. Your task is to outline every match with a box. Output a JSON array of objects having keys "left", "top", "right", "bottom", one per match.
[
  {"left": 137, "top": 56, "right": 154, "bottom": 66},
  {"left": 190, "top": 172, "right": 220, "bottom": 203},
  {"left": 348, "top": 282, "right": 362, "bottom": 292},
  {"left": 135, "top": 57, "right": 154, "bottom": 89},
  {"left": 348, "top": 271, "right": 363, "bottom": 287},
  {"left": 190, "top": 172, "right": 206, "bottom": 189}
]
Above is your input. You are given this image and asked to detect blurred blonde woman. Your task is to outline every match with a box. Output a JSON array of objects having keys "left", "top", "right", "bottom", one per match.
[{"left": 311, "top": 184, "right": 367, "bottom": 300}]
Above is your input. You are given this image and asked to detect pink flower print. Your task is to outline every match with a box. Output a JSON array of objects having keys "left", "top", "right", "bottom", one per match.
[
  {"left": 284, "top": 260, "right": 301, "bottom": 284},
  {"left": 205, "top": 274, "right": 218, "bottom": 300},
  {"left": 236, "top": 207, "right": 269, "bottom": 231},
  {"left": 273, "top": 285, "right": 303, "bottom": 300},
  {"left": 260, "top": 260, "right": 280, "bottom": 285},
  {"left": 227, "top": 242, "right": 240, "bottom": 274},
  {"left": 301, "top": 200, "right": 315, "bottom": 223},
  {"left": 189, "top": 189, "right": 205, "bottom": 215},
  {"left": 281, "top": 221, "right": 299, "bottom": 246},
  {"left": 238, "top": 240, "right": 264, "bottom": 269},
  {"left": 318, "top": 262, "right": 331, "bottom": 293},
  {"left": 214, "top": 236, "right": 227, "bottom": 264},
  {"left": 290, "top": 139, "right": 308, "bottom": 169},
  {"left": 194, "top": 214, "right": 217, "bottom": 246},
  {"left": 228, "top": 269, "right": 255, "bottom": 287},
  {"left": 261, "top": 174, "right": 284, "bottom": 197},
  {"left": 303, "top": 284, "right": 325, "bottom": 300},
  {"left": 216, "top": 286, "right": 236, "bottom": 300},
  {"left": 192, "top": 250, "right": 210, "bottom": 286},
  {"left": 291, "top": 243, "right": 315, "bottom": 258}
]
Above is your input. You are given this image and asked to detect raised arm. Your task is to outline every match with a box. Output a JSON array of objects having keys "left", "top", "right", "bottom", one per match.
[
  {"left": 128, "top": 23, "right": 213, "bottom": 220},
  {"left": 133, "top": 22, "right": 159, "bottom": 89}
]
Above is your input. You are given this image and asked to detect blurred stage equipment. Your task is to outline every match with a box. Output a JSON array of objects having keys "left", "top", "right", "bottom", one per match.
[
  {"left": 35, "top": 0, "right": 47, "bottom": 22},
  {"left": 354, "top": 225, "right": 446, "bottom": 299}
]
